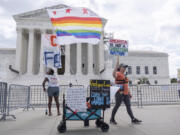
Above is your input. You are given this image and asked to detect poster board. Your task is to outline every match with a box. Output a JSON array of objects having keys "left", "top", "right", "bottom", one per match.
[
  {"left": 90, "top": 80, "right": 110, "bottom": 109},
  {"left": 108, "top": 39, "right": 128, "bottom": 56},
  {"left": 67, "top": 87, "right": 87, "bottom": 112},
  {"left": 42, "top": 34, "right": 62, "bottom": 68}
]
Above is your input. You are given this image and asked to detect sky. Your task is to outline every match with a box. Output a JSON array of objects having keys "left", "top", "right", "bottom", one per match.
[{"left": 0, "top": 0, "right": 180, "bottom": 77}]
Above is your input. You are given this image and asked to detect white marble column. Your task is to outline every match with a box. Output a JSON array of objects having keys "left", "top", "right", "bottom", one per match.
[
  {"left": 88, "top": 44, "right": 93, "bottom": 74},
  {"left": 27, "top": 29, "right": 35, "bottom": 74},
  {"left": 99, "top": 32, "right": 105, "bottom": 73},
  {"left": 39, "top": 29, "right": 46, "bottom": 74},
  {"left": 15, "top": 27, "right": 23, "bottom": 73},
  {"left": 76, "top": 43, "right": 82, "bottom": 75},
  {"left": 65, "top": 45, "right": 70, "bottom": 75}
]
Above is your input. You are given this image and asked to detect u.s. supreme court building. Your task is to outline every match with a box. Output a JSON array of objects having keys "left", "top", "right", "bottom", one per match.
[{"left": 0, "top": 4, "right": 170, "bottom": 86}]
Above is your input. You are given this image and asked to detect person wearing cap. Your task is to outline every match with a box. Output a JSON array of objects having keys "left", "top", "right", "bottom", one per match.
[{"left": 110, "top": 56, "right": 142, "bottom": 124}]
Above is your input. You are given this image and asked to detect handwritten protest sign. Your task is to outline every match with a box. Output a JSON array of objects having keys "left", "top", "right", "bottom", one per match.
[
  {"left": 90, "top": 80, "right": 110, "bottom": 109},
  {"left": 108, "top": 39, "right": 128, "bottom": 56},
  {"left": 42, "top": 34, "right": 62, "bottom": 68},
  {"left": 67, "top": 87, "right": 87, "bottom": 112}
]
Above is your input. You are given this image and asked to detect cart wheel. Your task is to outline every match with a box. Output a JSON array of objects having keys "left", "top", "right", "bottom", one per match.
[
  {"left": 57, "top": 122, "right": 67, "bottom": 133},
  {"left": 101, "top": 122, "right": 109, "bottom": 132},
  {"left": 95, "top": 119, "right": 101, "bottom": 128},
  {"left": 84, "top": 120, "right": 89, "bottom": 127}
]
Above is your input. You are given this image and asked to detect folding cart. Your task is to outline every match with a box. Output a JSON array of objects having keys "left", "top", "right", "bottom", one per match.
[{"left": 57, "top": 80, "right": 110, "bottom": 133}]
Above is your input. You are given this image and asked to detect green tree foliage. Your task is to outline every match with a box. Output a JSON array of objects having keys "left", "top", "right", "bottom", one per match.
[
  {"left": 171, "top": 78, "right": 177, "bottom": 83},
  {"left": 138, "top": 77, "right": 150, "bottom": 84}
]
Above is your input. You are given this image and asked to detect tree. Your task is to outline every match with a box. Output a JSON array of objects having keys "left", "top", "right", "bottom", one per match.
[
  {"left": 171, "top": 78, "right": 177, "bottom": 83},
  {"left": 138, "top": 77, "right": 150, "bottom": 84}
]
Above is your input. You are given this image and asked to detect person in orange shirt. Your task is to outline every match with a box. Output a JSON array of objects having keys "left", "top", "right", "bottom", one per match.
[{"left": 110, "top": 56, "right": 142, "bottom": 124}]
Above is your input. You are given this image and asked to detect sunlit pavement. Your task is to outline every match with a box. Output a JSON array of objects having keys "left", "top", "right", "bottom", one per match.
[{"left": 0, "top": 105, "right": 180, "bottom": 135}]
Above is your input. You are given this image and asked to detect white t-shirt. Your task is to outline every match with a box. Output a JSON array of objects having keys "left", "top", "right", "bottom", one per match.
[{"left": 45, "top": 75, "right": 58, "bottom": 87}]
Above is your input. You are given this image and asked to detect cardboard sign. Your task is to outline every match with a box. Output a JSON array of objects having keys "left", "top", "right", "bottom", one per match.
[
  {"left": 90, "top": 80, "right": 110, "bottom": 109},
  {"left": 66, "top": 87, "right": 87, "bottom": 112},
  {"left": 108, "top": 39, "right": 128, "bottom": 56}
]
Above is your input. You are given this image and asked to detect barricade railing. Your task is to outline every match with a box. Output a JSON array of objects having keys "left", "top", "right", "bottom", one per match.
[
  {"left": 107, "top": 84, "right": 180, "bottom": 107},
  {"left": 110, "top": 85, "right": 142, "bottom": 107},
  {"left": 1, "top": 83, "right": 180, "bottom": 121},
  {"left": 6, "top": 84, "right": 34, "bottom": 119},
  {"left": 130, "top": 85, "right": 143, "bottom": 107},
  {"left": 138, "top": 84, "right": 180, "bottom": 105},
  {"left": 0, "top": 82, "right": 8, "bottom": 121},
  {"left": 29, "top": 85, "right": 84, "bottom": 108}
]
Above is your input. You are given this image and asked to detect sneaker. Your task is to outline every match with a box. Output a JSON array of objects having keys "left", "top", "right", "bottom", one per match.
[
  {"left": 110, "top": 119, "right": 117, "bottom": 125},
  {"left": 132, "top": 118, "right": 142, "bottom": 124}
]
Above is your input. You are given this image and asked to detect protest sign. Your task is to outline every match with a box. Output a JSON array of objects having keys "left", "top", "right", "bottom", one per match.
[
  {"left": 42, "top": 34, "right": 62, "bottom": 68},
  {"left": 67, "top": 87, "right": 87, "bottom": 112},
  {"left": 108, "top": 39, "right": 128, "bottom": 56},
  {"left": 90, "top": 80, "right": 110, "bottom": 109}
]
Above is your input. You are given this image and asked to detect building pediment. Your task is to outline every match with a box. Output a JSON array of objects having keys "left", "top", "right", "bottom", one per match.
[
  {"left": 13, "top": 4, "right": 69, "bottom": 21},
  {"left": 13, "top": 4, "right": 107, "bottom": 25}
]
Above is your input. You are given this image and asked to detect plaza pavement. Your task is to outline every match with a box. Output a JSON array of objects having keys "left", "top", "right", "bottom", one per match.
[{"left": 0, "top": 105, "right": 180, "bottom": 135}]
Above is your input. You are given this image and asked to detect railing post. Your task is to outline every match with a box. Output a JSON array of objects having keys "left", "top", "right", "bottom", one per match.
[
  {"left": 3, "top": 83, "right": 8, "bottom": 120},
  {"left": 27, "top": 86, "right": 30, "bottom": 111},
  {"left": 137, "top": 84, "right": 143, "bottom": 108},
  {"left": 7, "top": 85, "right": 10, "bottom": 116},
  {"left": 0, "top": 83, "right": 8, "bottom": 121}
]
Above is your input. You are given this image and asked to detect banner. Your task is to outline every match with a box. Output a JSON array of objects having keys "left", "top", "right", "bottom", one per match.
[
  {"left": 47, "top": 7, "right": 103, "bottom": 45},
  {"left": 42, "top": 34, "right": 62, "bottom": 68},
  {"left": 108, "top": 39, "right": 128, "bottom": 56}
]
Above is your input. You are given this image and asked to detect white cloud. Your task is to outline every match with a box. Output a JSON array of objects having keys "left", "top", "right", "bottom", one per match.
[
  {"left": 0, "top": 19, "right": 16, "bottom": 39},
  {"left": 0, "top": 6, "right": 4, "bottom": 14}
]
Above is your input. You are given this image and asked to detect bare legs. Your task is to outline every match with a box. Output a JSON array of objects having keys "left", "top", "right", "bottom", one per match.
[
  {"left": 48, "top": 97, "right": 53, "bottom": 116},
  {"left": 48, "top": 96, "right": 61, "bottom": 116},
  {"left": 54, "top": 96, "right": 61, "bottom": 115}
]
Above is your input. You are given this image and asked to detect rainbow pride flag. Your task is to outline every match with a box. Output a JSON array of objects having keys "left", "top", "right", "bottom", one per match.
[{"left": 47, "top": 7, "right": 103, "bottom": 45}]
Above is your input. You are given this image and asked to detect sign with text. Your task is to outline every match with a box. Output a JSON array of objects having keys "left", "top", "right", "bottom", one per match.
[
  {"left": 67, "top": 87, "right": 87, "bottom": 112},
  {"left": 90, "top": 80, "right": 110, "bottom": 109},
  {"left": 42, "top": 34, "right": 62, "bottom": 68},
  {"left": 108, "top": 39, "right": 128, "bottom": 56}
]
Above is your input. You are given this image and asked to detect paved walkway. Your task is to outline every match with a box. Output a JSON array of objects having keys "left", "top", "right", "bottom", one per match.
[{"left": 0, "top": 105, "right": 180, "bottom": 135}]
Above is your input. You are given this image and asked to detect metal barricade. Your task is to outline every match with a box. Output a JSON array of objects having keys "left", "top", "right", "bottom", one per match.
[
  {"left": 0, "top": 82, "right": 8, "bottom": 121},
  {"left": 29, "top": 85, "right": 84, "bottom": 108},
  {"left": 138, "top": 85, "right": 180, "bottom": 105},
  {"left": 106, "top": 85, "right": 142, "bottom": 107},
  {"left": 129, "top": 85, "right": 143, "bottom": 107},
  {"left": 1, "top": 83, "right": 180, "bottom": 121},
  {"left": 109, "top": 84, "right": 180, "bottom": 107},
  {"left": 7, "top": 84, "right": 33, "bottom": 119}
]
